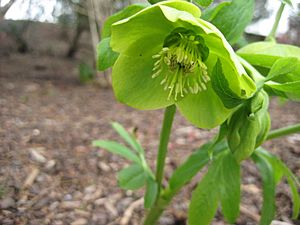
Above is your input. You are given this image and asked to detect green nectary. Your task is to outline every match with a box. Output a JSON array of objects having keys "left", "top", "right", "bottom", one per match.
[
  {"left": 152, "top": 28, "right": 210, "bottom": 100},
  {"left": 110, "top": 0, "right": 256, "bottom": 128}
]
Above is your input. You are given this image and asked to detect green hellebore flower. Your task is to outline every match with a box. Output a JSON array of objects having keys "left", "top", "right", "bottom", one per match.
[{"left": 110, "top": 0, "right": 256, "bottom": 128}]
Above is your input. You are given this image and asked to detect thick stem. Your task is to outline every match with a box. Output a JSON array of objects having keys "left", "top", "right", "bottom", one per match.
[
  {"left": 266, "top": 3, "right": 285, "bottom": 41},
  {"left": 266, "top": 123, "right": 300, "bottom": 140},
  {"left": 143, "top": 105, "right": 175, "bottom": 225},
  {"left": 143, "top": 203, "right": 165, "bottom": 225},
  {"left": 143, "top": 190, "right": 174, "bottom": 225},
  {"left": 156, "top": 105, "right": 176, "bottom": 195}
]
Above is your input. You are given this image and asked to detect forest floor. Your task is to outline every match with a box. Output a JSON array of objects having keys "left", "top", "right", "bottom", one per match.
[{"left": 0, "top": 22, "right": 300, "bottom": 225}]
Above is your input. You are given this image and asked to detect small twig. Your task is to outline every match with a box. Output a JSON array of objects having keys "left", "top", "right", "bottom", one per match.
[{"left": 120, "top": 198, "right": 144, "bottom": 225}]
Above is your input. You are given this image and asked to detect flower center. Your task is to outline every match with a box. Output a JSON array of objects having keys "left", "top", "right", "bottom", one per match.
[{"left": 152, "top": 28, "right": 210, "bottom": 101}]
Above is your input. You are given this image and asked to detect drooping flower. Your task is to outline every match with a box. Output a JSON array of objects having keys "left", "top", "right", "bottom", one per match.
[{"left": 109, "top": 0, "right": 256, "bottom": 128}]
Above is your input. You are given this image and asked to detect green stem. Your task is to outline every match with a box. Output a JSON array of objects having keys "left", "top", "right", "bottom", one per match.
[
  {"left": 266, "top": 123, "right": 300, "bottom": 140},
  {"left": 266, "top": 3, "right": 285, "bottom": 41},
  {"left": 143, "top": 200, "right": 165, "bottom": 225},
  {"left": 156, "top": 105, "right": 176, "bottom": 195},
  {"left": 143, "top": 105, "right": 175, "bottom": 225}
]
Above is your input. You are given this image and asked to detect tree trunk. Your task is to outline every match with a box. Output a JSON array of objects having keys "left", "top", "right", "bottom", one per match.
[{"left": 66, "top": 25, "right": 84, "bottom": 58}]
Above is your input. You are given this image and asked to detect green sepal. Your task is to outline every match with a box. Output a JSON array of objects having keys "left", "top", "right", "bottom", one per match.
[
  {"left": 211, "top": 59, "right": 245, "bottom": 108},
  {"left": 102, "top": 4, "right": 147, "bottom": 39},
  {"left": 112, "top": 54, "right": 175, "bottom": 110},
  {"left": 176, "top": 83, "right": 232, "bottom": 129},
  {"left": 97, "top": 38, "right": 119, "bottom": 71}
]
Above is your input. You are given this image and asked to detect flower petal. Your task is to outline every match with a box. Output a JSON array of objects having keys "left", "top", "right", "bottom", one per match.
[{"left": 112, "top": 54, "right": 175, "bottom": 110}]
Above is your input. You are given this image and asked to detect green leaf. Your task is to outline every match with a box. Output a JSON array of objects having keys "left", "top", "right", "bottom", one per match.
[
  {"left": 188, "top": 153, "right": 223, "bottom": 225},
  {"left": 201, "top": 2, "right": 231, "bottom": 21},
  {"left": 267, "top": 57, "right": 299, "bottom": 81},
  {"left": 252, "top": 152, "right": 276, "bottom": 225},
  {"left": 102, "top": 4, "right": 147, "bottom": 39},
  {"left": 117, "top": 164, "right": 146, "bottom": 190},
  {"left": 237, "top": 42, "right": 300, "bottom": 69},
  {"left": 194, "top": 0, "right": 213, "bottom": 8},
  {"left": 211, "top": 59, "right": 244, "bottom": 108},
  {"left": 111, "top": 122, "right": 144, "bottom": 154},
  {"left": 144, "top": 177, "right": 158, "bottom": 208},
  {"left": 265, "top": 81, "right": 300, "bottom": 94},
  {"left": 209, "top": 0, "right": 255, "bottom": 44},
  {"left": 148, "top": 0, "right": 162, "bottom": 4},
  {"left": 97, "top": 38, "right": 119, "bottom": 71},
  {"left": 256, "top": 148, "right": 300, "bottom": 219},
  {"left": 255, "top": 148, "right": 284, "bottom": 184},
  {"left": 188, "top": 150, "right": 241, "bottom": 225},
  {"left": 281, "top": 164, "right": 300, "bottom": 219},
  {"left": 92, "top": 140, "right": 140, "bottom": 163},
  {"left": 220, "top": 153, "right": 241, "bottom": 223},
  {"left": 264, "top": 81, "right": 300, "bottom": 101},
  {"left": 169, "top": 141, "right": 227, "bottom": 192}
]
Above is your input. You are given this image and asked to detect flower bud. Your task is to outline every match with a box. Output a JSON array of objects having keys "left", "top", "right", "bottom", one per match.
[{"left": 227, "top": 90, "right": 270, "bottom": 162}]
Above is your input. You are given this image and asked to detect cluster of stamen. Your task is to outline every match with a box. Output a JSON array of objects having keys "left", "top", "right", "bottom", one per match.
[{"left": 152, "top": 29, "right": 210, "bottom": 101}]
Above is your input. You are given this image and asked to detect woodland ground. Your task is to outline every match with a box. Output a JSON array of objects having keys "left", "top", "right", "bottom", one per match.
[{"left": 0, "top": 21, "right": 299, "bottom": 225}]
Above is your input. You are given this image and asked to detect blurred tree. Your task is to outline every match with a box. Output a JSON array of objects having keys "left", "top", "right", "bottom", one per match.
[
  {"left": 0, "top": 20, "right": 29, "bottom": 53},
  {"left": 289, "top": 3, "right": 300, "bottom": 46},
  {"left": 57, "top": 0, "right": 144, "bottom": 58},
  {"left": 0, "top": 0, "right": 16, "bottom": 21},
  {"left": 55, "top": 0, "right": 144, "bottom": 85},
  {"left": 0, "top": 0, "right": 48, "bottom": 53}
]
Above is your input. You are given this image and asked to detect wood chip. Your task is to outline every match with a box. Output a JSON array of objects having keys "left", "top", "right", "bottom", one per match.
[
  {"left": 120, "top": 198, "right": 143, "bottom": 225},
  {"left": 23, "top": 167, "right": 39, "bottom": 188},
  {"left": 60, "top": 201, "right": 81, "bottom": 209},
  {"left": 240, "top": 205, "right": 260, "bottom": 222}
]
